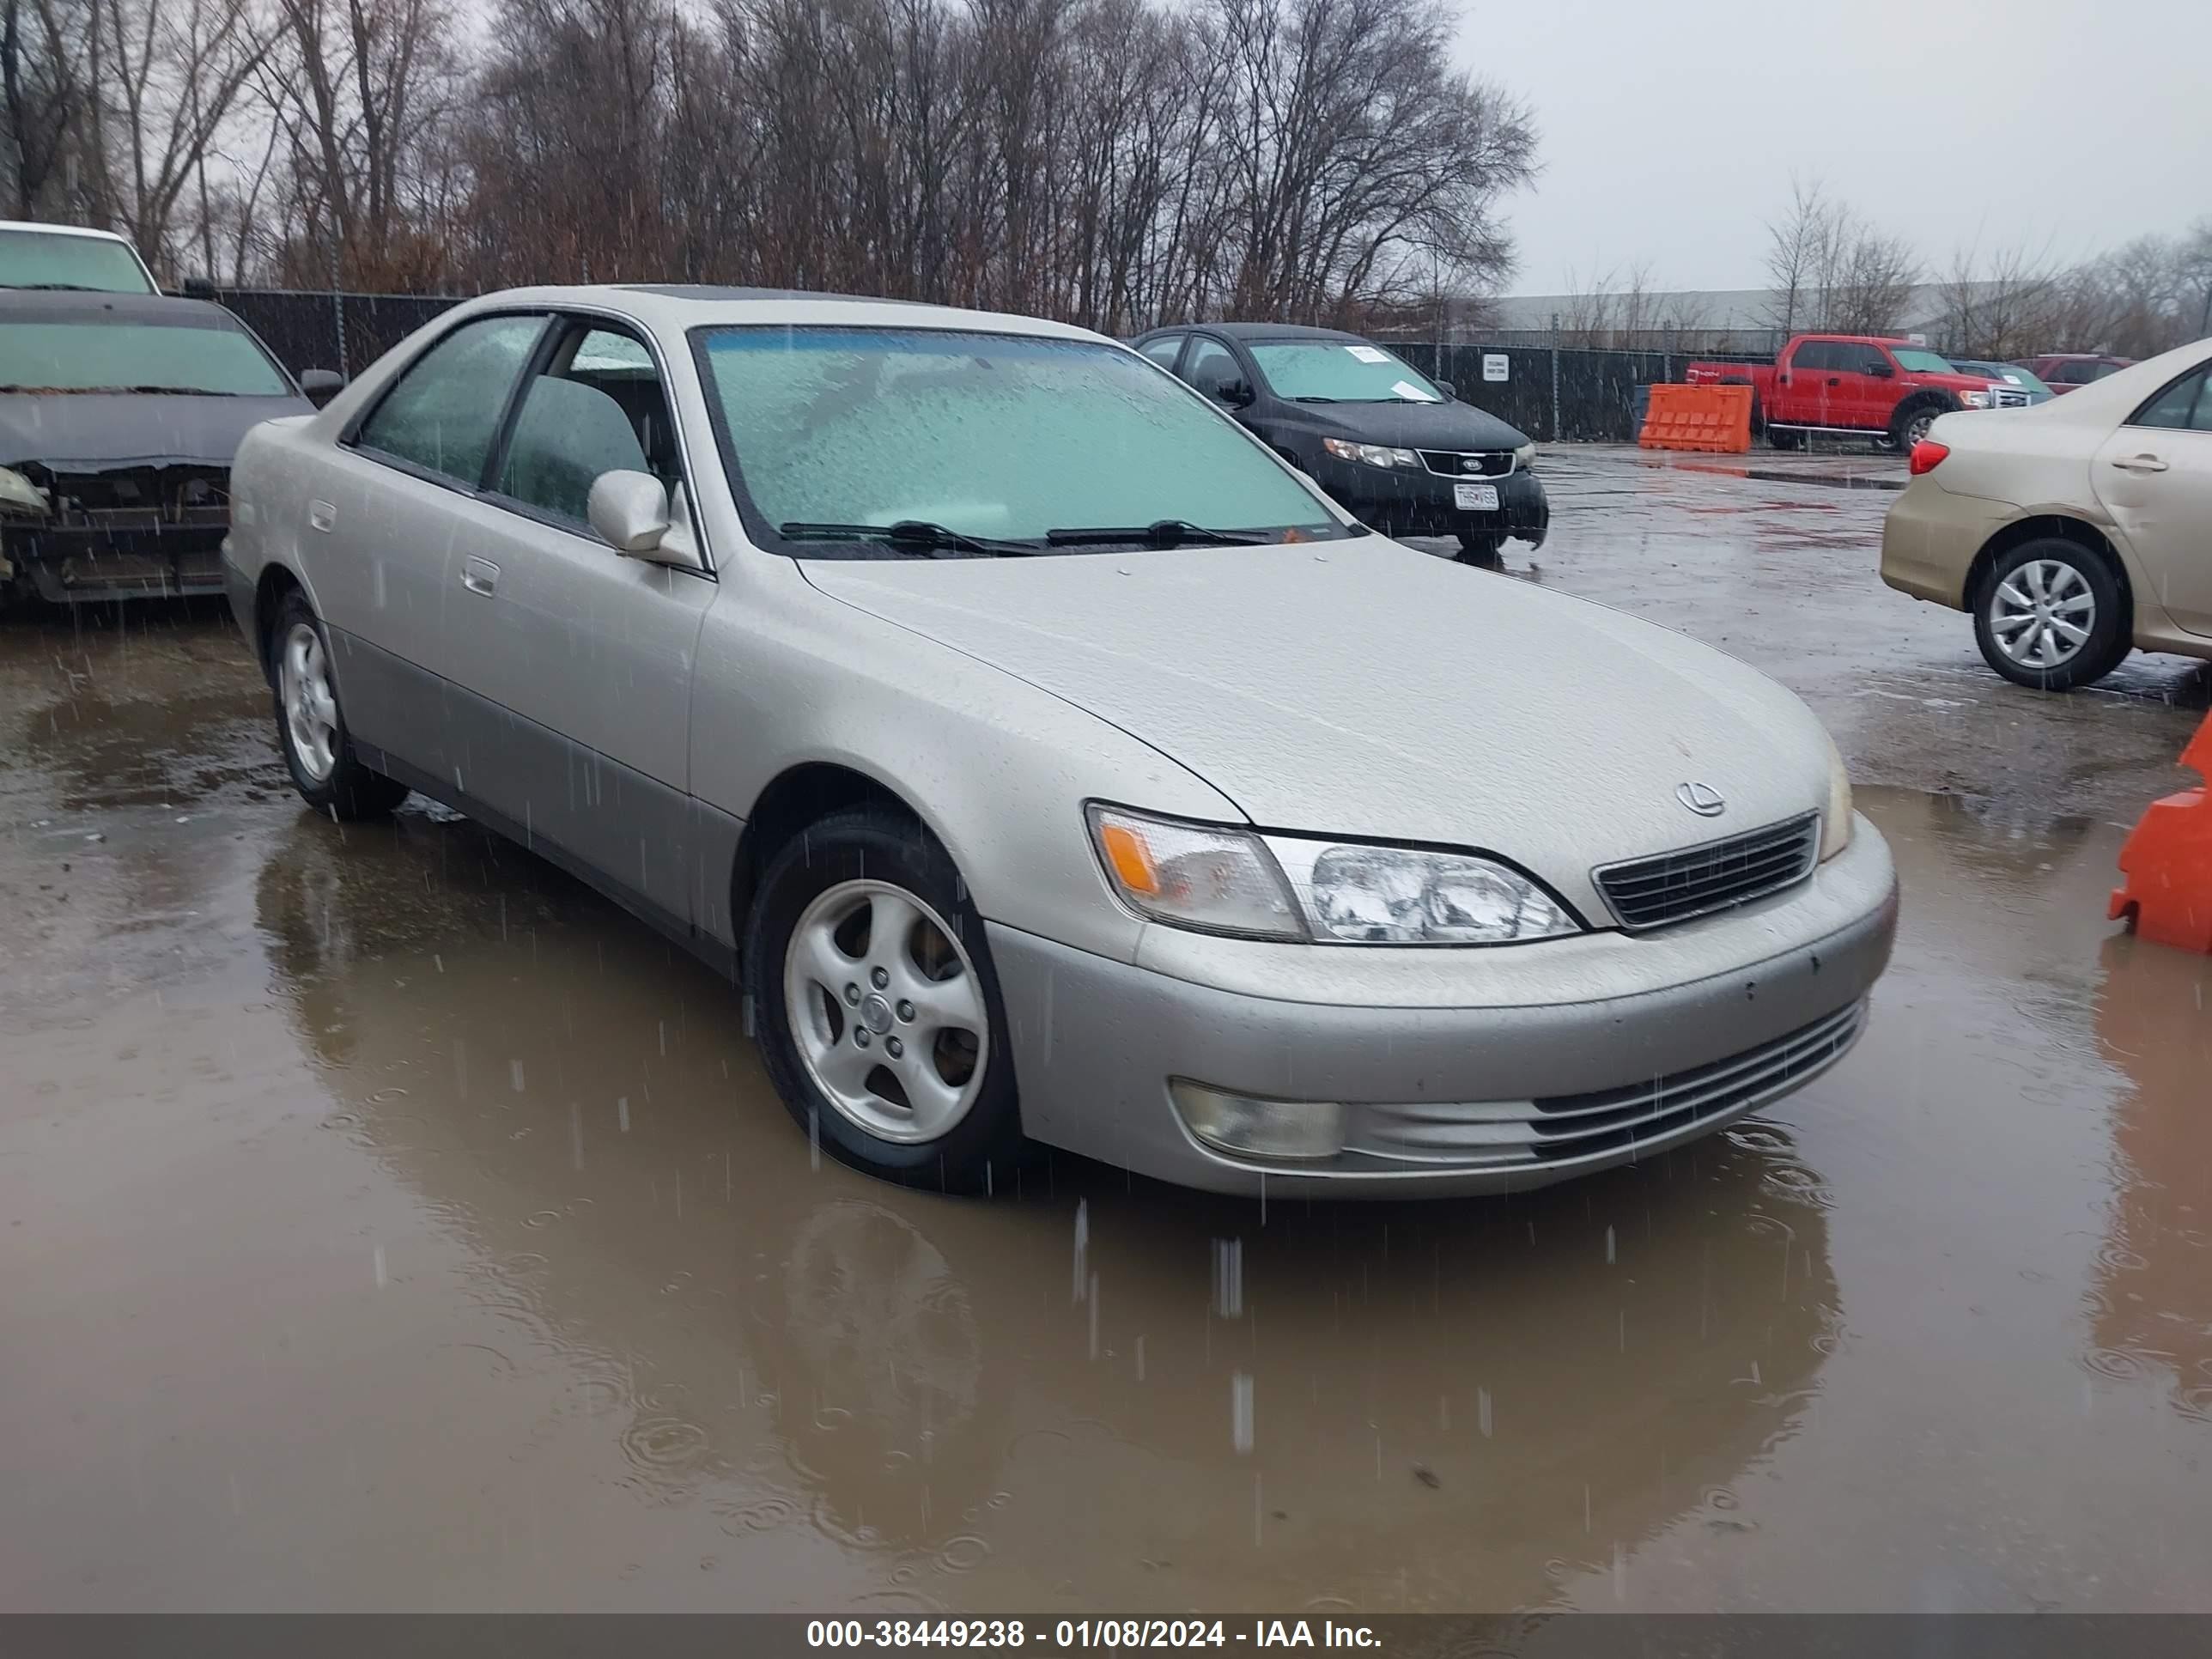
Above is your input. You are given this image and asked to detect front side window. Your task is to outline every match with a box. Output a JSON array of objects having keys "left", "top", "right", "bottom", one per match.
[
  {"left": 694, "top": 326, "right": 1345, "bottom": 552},
  {"left": 0, "top": 320, "right": 289, "bottom": 395},
  {"left": 1137, "top": 335, "right": 1184, "bottom": 370},
  {"left": 2129, "top": 368, "right": 2209, "bottom": 432},
  {"left": 495, "top": 325, "right": 667, "bottom": 526},
  {"left": 356, "top": 313, "right": 546, "bottom": 486},
  {"left": 1179, "top": 337, "right": 1243, "bottom": 398},
  {"left": 0, "top": 228, "right": 155, "bottom": 294},
  {"left": 1247, "top": 340, "right": 1443, "bottom": 404}
]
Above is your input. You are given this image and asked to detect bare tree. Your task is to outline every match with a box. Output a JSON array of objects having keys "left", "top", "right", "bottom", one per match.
[
  {"left": 1940, "top": 235, "right": 2057, "bottom": 359},
  {"left": 1761, "top": 174, "right": 1826, "bottom": 336},
  {"left": 2, "top": 0, "right": 93, "bottom": 216},
  {"left": 258, "top": 0, "right": 463, "bottom": 289}
]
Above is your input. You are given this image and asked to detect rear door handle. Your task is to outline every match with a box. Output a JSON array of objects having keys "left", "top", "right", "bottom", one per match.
[
  {"left": 2110, "top": 453, "right": 2169, "bottom": 473},
  {"left": 462, "top": 556, "right": 500, "bottom": 596}
]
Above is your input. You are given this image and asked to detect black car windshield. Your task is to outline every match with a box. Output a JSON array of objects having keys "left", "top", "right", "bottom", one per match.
[
  {"left": 1247, "top": 340, "right": 1444, "bottom": 403},
  {"left": 0, "top": 320, "right": 290, "bottom": 394},
  {"left": 695, "top": 326, "right": 1346, "bottom": 551},
  {"left": 0, "top": 228, "right": 155, "bottom": 293},
  {"left": 1889, "top": 347, "right": 1956, "bottom": 374}
]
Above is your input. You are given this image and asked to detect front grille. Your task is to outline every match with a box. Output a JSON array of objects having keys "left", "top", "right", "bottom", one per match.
[
  {"left": 1345, "top": 1000, "right": 1867, "bottom": 1169},
  {"left": 1990, "top": 386, "right": 2032, "bottom": 409},
  {"left": 1595, "top": 811, "right": 1820, "bottom": 930},
  {"left": 1417, "top": 449, "right": 1513, "bottom": 477}
]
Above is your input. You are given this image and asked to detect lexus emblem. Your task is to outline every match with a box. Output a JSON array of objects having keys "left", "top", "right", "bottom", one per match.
[{"left": 1675, "top": 781, "right": 1726, "bottom": 817}]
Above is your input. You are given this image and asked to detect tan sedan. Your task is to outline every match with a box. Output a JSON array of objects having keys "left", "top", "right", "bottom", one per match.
[{"left": 1881, "top": 337, "right": 2212, "bottom": 690}]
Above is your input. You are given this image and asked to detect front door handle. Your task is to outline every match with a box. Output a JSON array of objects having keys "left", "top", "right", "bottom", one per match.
[
  {"left": 2109, "top": 453, "right": 2169, "bottom": 474},
  {"left": 462, "top": 556, "right": 500, "bottom": 596}
]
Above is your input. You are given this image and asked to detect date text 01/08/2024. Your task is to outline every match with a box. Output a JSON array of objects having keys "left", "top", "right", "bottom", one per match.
[{"left": 805, "top": 1620, "right": 1383, "bottom": 1649}]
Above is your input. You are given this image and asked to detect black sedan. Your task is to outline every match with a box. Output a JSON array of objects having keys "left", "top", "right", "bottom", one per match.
[
  {"left": 0, "top": 291, "right": 338, "bottom": 604},
  {"left": 1130, "top": 322, "right": 1547, "bottom": 561}
]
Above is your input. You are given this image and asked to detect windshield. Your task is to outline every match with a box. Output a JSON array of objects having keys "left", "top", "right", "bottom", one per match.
[
  {"left": 0, "top": 228, "right": 155, "bottom": 293},
  {"left": 2000, "top": 367, "right": 2052, "bottom": 393},
  {"left": 695, "top": 326, "right": 1346, "bottom": 550},
  {"left": 1247, "top": 340, "right": 1443, "bottom": 403},
  {"left": 0, "top": 320, "right": 291, "bottom": 395},
  {"left": 1890, "top": 347, "right": 1956, "bottom": 373}
]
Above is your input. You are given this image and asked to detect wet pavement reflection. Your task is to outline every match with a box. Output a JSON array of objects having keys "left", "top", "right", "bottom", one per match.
[{"left": 4, "top": 461, "right": 2211, "bottom": 1611}]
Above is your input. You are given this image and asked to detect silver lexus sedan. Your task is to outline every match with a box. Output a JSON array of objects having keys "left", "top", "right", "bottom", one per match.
[{"left": 222, "top": 285, "right": 1897, "bottom": 1198}]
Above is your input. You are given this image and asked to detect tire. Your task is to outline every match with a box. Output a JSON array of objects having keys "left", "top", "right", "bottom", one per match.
[
  {"left": 268, "top": 590, "right": 410, "bottom": 818},
  {"left": 1971, "top": 538, "right": 2130, "bottom": 691},
  {"left": 1767, "top": 426, "right": 1804, "bottom": 450},
  {"left": 744, "top": 805, "right": 1025, "bottom": 1192},
  {"left": 1886, "top": 398, "right": 1949, "bottom": 453},
  {"left": 1455, "top": 532, "right": 1505, "bottom": 564}
]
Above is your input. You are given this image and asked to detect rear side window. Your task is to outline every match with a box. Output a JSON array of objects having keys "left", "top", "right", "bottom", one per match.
[
  {"left": 356, "top": 314, "right": 546, "bottom": 486},
  {"left": 2129, "top": 368, "right": 2209, "bottom": 432},
  {"left": 1791, "top": 342, "right": 1838, "bottom": 372}
]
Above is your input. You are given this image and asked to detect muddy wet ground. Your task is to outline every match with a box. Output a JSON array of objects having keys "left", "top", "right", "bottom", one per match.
[{"left": 3, "top": 448, "right": 2209, "bottom": 1612}]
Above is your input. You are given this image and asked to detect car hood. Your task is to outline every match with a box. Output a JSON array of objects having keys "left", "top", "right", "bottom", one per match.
[
  {"left": 800, "top": 538, "right": 1834, "bottom": 898},
  {"left": 1291, "top": 398, "right": 1528, "bottom": 451},
  {"left": 0, "top": 391, "right": 310, "bottom": 471}
]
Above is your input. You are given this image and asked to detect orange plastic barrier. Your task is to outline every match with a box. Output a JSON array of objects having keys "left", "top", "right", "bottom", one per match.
[
  {"left": 1638, "top": 383, "right": 1753, "bottom": 454},
  {"left": 2109, "top": 711, "right": 2212, "bottom": 952}
]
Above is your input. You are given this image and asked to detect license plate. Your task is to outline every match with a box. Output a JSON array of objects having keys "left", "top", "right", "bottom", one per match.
[{"left": 1454, "top": 483, "right": 1499, "bottom": 511}]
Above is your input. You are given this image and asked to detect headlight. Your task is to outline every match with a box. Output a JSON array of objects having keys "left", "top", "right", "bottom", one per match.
[
  {"left": 1513, "top": 441, "right": 1537, "bottom": 469},
  {"left": 1322, "top": 438, "right": 1419, "bottom": 469},
  {"left": 1088, "top": 807, "right": 1583, "bottom": 945},
  {"left": 1087, "top": 805, "right": 1303, "bottom": 939},
  {"left": 1958, "top": 390, "right": 1990, "bottom": 409},
  {"left": 1266, "top": 837, "right": 1580, "bottom": 944},
  {"left": 1820, "top": 737, "right": 1854, "bottom": 862},
  {"left": 0, "top": 465, "right": 50, "bottom": 517}
]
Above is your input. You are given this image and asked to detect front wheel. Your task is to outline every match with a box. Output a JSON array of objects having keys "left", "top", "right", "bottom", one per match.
[
  {"left": 744, "top": 807, "right": 1026, "bottom": 1191},
  {"left": 1455, "top": 531, "right": 1505, "bottom": 565},
  {"left": 1972, "top": 538, "right": 2130, "bottom": 691},
  {"left": 270, "top": 591, "right": 410, "bottom": 818}
]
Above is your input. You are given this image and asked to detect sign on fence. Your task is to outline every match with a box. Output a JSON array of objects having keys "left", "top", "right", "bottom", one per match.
[{"left": 1482, "top": 353, "right": 1509, "bottom": 383}]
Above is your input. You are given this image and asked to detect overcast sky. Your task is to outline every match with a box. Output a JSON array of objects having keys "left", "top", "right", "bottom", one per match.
[{"left": 1457, "top": 0, "right": 2212, "bottom": 295}]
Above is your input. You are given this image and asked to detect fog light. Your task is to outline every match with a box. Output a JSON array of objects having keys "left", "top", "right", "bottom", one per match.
[{"left": 1170, "top": 1079, "right": 1346, "bottom": 1161}]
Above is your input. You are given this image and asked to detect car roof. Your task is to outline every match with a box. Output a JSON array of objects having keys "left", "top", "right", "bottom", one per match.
[
  {"left": 456, "top": 283, "right": 1109, "bottom": 344},
  {"left": 1156, "top": 321, "right": 1366, "bottom": 343},
  {"left": 0, "top": 220, "right": 138, "bottom": 245},
  {"left": 0, "top": 289, "right": 244, "bottom": 327}
]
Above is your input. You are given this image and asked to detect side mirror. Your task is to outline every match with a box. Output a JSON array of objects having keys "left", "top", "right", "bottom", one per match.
[
  {"left": 298, "top": 368, "right": 344, "bottom": 408},
  {"left": 1435, "top": 379, "right": 1456, "bottom": 400},
  {"left": 588, "top": 470, "right": 673, "bottom": 557},
  {"left": 1867, "top": 361, "right": 1894, "bottom": 378},
  {"left": 1214, "top": 379, "right": 1255, "bottom": 408}
]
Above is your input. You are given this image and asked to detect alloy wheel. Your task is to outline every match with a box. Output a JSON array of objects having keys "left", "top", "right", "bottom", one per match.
[
  {"left": 1988, "top": 558, "right": 2096, "bottom": 671},
  {"left": 279, "top": 621, "right": 339, "bottom": 782},
  {"left": 782, "top": 879, "right": 988, "bottom": 1143}
]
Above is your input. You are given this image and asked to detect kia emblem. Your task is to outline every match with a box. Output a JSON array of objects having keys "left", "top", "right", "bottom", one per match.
[{"left": 1675, "top": 781, "right": 1726, "bottom": 817}]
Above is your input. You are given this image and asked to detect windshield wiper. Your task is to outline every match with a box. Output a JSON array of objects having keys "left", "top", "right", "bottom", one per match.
[
  {"left": 779, "top": 520, "right": 1039, "bottom": 557},
  {"left": 1045, "top": 519, "right": 1264, "bottom": 548},
  {"left": 3, "top": 283, "right": 99, "bottom": 291},
  {"left": 1291, "top": 395, "right": 1343, "bottom": 403}
]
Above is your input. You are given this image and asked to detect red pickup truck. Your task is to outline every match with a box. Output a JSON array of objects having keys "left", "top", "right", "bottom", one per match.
[{"left": 1686, "top": 334, "right": 2026, "bottom": 452}]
